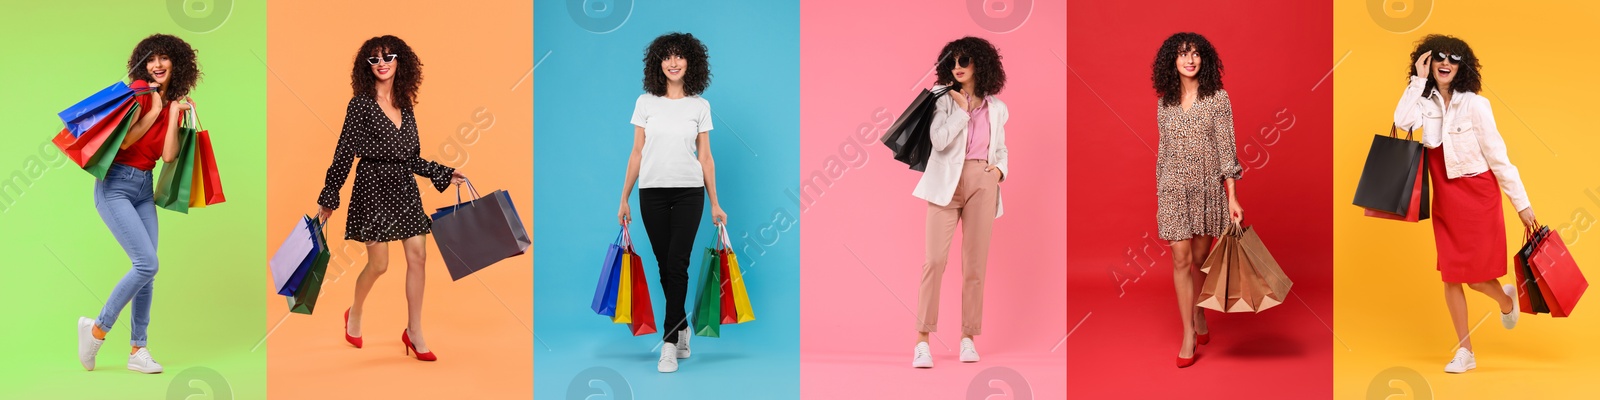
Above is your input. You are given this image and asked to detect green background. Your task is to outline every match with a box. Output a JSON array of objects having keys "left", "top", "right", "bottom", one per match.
[{"left": 0, "top": 1, "right": 266, "bottom": 398}]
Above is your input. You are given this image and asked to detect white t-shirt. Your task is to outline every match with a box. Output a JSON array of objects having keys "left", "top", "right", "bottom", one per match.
[{"left": 631, "top": 94, "right": 714, "bottom": 188}]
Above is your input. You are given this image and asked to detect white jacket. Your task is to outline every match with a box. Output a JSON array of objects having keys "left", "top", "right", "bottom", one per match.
[
  {"left": 1392, "top": 76, "right": 1530, "bottom": 211},
  {"left": 912, "top": 85, "right": 1009, "bottom": 217}
]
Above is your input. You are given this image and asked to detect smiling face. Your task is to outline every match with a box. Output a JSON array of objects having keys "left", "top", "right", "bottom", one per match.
[
  {"left": 1431, "top": 52, "right": 1458, "bottom": 88},
  {"left": 369, "top": 48, "right": 397, "bottom": 82},
  {"left": 951, "top": 53, "right": 977, "bottom": 87},
  {"left": 145, "top": 54, "right": 173, "bottom": 86},
  {"left": 660, "top": 54, "right": 687, "bottom": 83},
  {"left": 1175, "top": 43, "right": 1201, "bottom": 79}
]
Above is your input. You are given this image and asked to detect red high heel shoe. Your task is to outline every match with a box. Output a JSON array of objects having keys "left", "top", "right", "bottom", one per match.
[
  {"left": 344, "top": 308, "right": 362, "bottom": 348},
  {"left": 1176, "top": 333, "right": 1198, "bottom": 368},
  {"left": 1197, "top": 332, "right": 1210, "bottom": 346},
  {"left": 402, "top": 330, "right": 437, "bottom": 362}
]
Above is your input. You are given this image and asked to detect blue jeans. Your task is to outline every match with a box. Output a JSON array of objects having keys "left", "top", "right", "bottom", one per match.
[{"left": 93, "top": 163, "right": 159, "bottom": 347}]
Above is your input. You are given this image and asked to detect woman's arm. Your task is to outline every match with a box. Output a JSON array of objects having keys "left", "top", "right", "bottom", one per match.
[
  {"left": 121, "top": 90, "right": 166, "bottom": 150},
  {"left": 159, "top": 101, "right": 190, "bottom": 163},
  {"left": 928, "top": 91, "right": 971, "bottom": 152},
  {"left": 1471, "top": 98, "right": 1531, "bottom": 214},
  {"left": 318, "top": 99, "right": 363, "bottom": 212},
  {"left": 1215, "top": 92, "right": 1244, "bottom": 223},
  {"left": 617, "top": 126, "right": 645, "bottom": 225},
  {"left": 698, "top": 131, "right": 726, "bottom": 225},
  {"left": 1394, "top": 52, "right": 1432, "bottom": 131},
  {"left": 987, "top": 102, "right": 1009, "bottom": 182}
]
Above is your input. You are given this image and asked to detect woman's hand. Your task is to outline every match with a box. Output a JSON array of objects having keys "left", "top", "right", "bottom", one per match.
[
  {"left": 450, "top": 170, "right": 468, "bottom": 185},
  {"left": 617, "top": 201, "right": 631, "bottom": 226},
  {"left": 317, "top": 206, "right": 333, "bottom": 222},
  {"left": 985, "top": 165, "right": 1003, "bottom": 181},
  {"left": 1414, "top": 51, "right": 1431, "bottom": 79},
  {"left": 710, "top": 204, "right": 728, "bottom": 226},
  {"left": 1228, "top": 196, "right": 1244, "bottom": 225},
  {"left": 148, "top": 84, "right": 166, "bottom": 113},
  {"left": 171, "top": 98, "right": 193, "bottom": 115},
  {"left": 1518, "top": 207, "right": 1539, "bottom": 231},
  {"left": 949, "top": 90, "right": 970, "bottom": 112}
]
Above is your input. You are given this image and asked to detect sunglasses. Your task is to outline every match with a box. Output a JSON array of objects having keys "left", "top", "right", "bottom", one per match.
[
  {"left": 951, "top": 55, "right": 972, "bottom": 68},
  {"left": 366, "top": 54, "right": 399, "bottom": 65},
  {"left": 1432, "top": 52, "right": 1463, "bottom": 63}
]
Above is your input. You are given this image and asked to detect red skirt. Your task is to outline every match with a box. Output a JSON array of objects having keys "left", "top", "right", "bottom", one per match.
[{"left": 1428, "top": 146, "right": 1507, "bottom": 283}]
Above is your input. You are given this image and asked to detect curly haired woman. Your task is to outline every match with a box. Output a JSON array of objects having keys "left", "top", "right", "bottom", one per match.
[
  {"left": 1391, "top": 34, "right": 1536, "bottom": 374},
  {"left": 76, "top": 33, "right": 202, "bottom": 374},
  {"left": 911, "top": 36, "right": 1010, "bottom": 369},
  {"left": 614, "top": 32, "right": 729, "bottom": 373},
  {"left": 317, "top": 35, "right": 468, "bottom": 362},
  {"left": 1150, "top": 32, "right": 1244, "bottom": 368}
]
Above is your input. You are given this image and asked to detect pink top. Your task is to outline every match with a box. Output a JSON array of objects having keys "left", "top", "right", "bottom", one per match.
[{"left": 964, "top": 99, "right": 990, "bottom": 160}]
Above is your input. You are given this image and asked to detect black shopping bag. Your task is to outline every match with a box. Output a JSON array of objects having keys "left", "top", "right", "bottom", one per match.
[
  {"left": 431, "top": 181, "right": 531, "bottom": 281},
  {"left": 881, "top": 87, "right": 948, "bottom": 172},
  {"left": 1354, "top": 126, "right": 1428, "bottom": 216}
]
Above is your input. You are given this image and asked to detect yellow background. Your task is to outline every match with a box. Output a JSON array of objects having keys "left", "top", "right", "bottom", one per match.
[{"left": 1335, "top": 1, "right": 1600, "bottom": 398}]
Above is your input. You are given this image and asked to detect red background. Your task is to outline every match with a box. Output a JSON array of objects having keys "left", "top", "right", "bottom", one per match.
[{"left": 1067, "top": 1, "right": 1332, "bottom": 398}]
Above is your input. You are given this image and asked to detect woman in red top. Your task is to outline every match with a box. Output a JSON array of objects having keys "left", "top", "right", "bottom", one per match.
[{"left": 76, "top": 34, "right": 199, "bottom": 374}]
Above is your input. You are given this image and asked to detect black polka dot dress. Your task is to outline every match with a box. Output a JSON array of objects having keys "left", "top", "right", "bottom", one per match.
[{"left": 318, "top": 96, "right": 455, "bottom": 243}]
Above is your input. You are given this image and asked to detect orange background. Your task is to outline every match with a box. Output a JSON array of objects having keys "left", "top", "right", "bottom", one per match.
[{"left": 265, "top": 1, "right": 531, "bottom": 398}]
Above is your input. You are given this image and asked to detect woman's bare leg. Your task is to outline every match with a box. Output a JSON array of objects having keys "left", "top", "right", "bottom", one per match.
[
  {"left": 401, "top": 235, "right": 430, "bottom": 352},
  {"left": 1170, "top": 240, "right": 1197, "bottom": 358},
  {"left": 1467, "top": 278, "right": 1514, "bottom": 314},
  {"left": 348, "top": 241, "right": 390, "bottom": 338},
  {"left": 1188, "top": 236, "right": 1213, "bottom": 335},
  {"left": 1443, "top": 282, "right": 1472, "bottom": 351}
]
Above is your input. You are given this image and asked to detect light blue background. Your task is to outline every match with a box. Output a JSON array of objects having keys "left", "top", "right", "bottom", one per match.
[{"left": 534, "top": 1, "right": 799, "bottom": 398}]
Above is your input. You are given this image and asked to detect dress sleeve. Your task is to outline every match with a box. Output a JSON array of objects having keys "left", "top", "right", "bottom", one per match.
[
  {"left": 404, "top": 109, "right": 456, "bottom": 192},
  {"left": 318, "top": 98, "right": 362, "bottom": 210},
  {"left": 1213, "top": 91, "right": 1243, "bottom": 180}
]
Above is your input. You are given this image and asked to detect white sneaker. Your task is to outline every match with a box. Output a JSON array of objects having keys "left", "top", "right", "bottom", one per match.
[
  {"left": 658, "top": 343, "right": 679, "bottom": 373},
  {"left": 677, "top": 328, "right": 691, "bottom": 359},
  {"left": 1444, "top": 348, "right": 1476, "bottom": 374},
  {"left": 1502, "top": 284, "right": 1520, "bottom": 329},
  {"left": 127, "top": 347, "right": 163, "bottom": 374},
  {"left": 77, "top": 317, "right": 104, "bottom": 371},
  {"left": 960, "top": 338, "right": 980, "bottom": 363},
  {"left": 912, "top": 342, "right": 933, "bottom": 368}
]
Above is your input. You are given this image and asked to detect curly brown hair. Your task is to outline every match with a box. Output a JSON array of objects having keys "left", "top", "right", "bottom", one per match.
[
  {"left": 935, "top": 36, "right": 1006, "bottom": 98},
  {"left": 1151, "top": 32, "right": 1224, "bottom": 107},
  {"left": 1407, "top": 34, "right": 1482, "bottom": 96},
  {"left": 642, "top": 32, "right": 711, "bottom": 97},
  {"left": 350, "top": 35, "right": 423, "bottom": 109},
  {"left": 127, "top": 34, "right": 200, "bottom": 101}
]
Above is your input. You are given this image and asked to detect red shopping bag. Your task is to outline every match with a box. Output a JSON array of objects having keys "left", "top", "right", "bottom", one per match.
[
  {"left": 196, "top": 130, "right": 226, "bottom": 204},
  {"left": 718, "top": 247, "right": 738, "bottom": 325},
  {"left": 1529, "top": 228, "right": 1587, "bottom": 317},
  {"left": 627, "top": 251, "right": 657, "bottom": 336},
  {"left": 53, "top": 99, "right": 137, "bottom": 168},
  {"left": 1363, "top": 152, "right": 1430, "bottom": 222}
]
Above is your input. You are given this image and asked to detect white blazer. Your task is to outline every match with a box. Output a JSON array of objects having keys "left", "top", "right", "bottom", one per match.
[{"left": 912, "top": 85, "right": 1009, "bottom": 218}]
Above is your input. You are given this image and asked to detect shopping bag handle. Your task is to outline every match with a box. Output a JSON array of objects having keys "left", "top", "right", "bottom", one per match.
[
  {"left": 1387, "top": 125, "right": 1415, "bottom": 141},
  {"left": 450, "top": 178, "right": 482, "bottom": 210},
  {"left": 713, "top": 223, "right": 733, "bottom": 251}
]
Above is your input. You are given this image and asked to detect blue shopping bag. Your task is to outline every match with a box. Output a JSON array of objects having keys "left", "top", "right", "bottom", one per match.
[
  {"left": 59, "top": 81, "right": 145, "bottom": 137},
  {"left": 590, "top": 226, "right": 629, "bottom": 316},
  {"left": 269, "top": 216, "right": 316, "bottom": 294},
  {"left": 280, "top": 217, "right": 325, "bottom": 296}
]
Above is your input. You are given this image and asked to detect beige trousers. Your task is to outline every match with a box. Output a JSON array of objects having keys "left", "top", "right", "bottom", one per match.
[{"left": 917, "top": 160, "right": 998, "bottom": 335}]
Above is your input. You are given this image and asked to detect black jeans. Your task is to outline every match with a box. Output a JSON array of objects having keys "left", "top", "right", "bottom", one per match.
[{"left": 638, "top": 187, "right": 704, "bottom": 344}]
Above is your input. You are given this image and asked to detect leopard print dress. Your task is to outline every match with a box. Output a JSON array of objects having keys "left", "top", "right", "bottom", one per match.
[{"left": 1155, "top": 89, "right": 1243, "bottom": 241}]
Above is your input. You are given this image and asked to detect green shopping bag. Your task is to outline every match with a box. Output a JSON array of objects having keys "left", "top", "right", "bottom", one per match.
[
  {"left": 154, "top": 117, "right": 199, "bottom": 213},
  {"left": 83, "top": 103, "right": 141, "bottom": 180},
  {"left": 690, "top": 247, "right": 722, "bottom": 337},
  {"left": 289, "top": 217, "right": 331, "bottom": 315}
]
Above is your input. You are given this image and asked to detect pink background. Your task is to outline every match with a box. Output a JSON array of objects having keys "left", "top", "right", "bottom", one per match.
[{"left": 799, "top": 1, "right": 1065, "bottom": 398}]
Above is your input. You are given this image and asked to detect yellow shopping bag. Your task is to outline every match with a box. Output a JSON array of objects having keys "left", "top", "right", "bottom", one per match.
[{"left": 612, "top": 247, "right": 633, "bottom": 324}]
